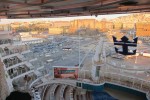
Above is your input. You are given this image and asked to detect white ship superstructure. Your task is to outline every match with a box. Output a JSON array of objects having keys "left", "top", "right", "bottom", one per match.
[{"left": 0, "top": 25, "right": 44, "bottom": 94}]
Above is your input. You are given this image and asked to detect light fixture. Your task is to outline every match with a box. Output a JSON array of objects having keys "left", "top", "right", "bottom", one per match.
[
  {"left": 95, "top": 14, "right": 98, "bottom": 17},
  {"left": 118, "top": 0, "right": 138, "bottom": 10},
  {"left": 120, "top": 0, "right": 138, "bottom": 6}
]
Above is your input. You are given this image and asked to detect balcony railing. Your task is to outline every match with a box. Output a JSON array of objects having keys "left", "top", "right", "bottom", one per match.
[
  {"left": 3, "top": 57, "right": 22, "bottom": 68},
  {"left": 98, "top": 70, "right": 150, "bottom": 98},
  {"left": 8, "top": 66, "right": 30, "bottom": 79},
  {"left": 1, "top": 46, "right": 30, "bottom": 57},
  {"left": 0, "top": 39, "right": 12, "bottom": 45}
]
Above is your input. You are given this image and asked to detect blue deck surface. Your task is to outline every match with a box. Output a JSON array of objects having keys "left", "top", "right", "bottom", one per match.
[{"left": 92, "top": 91, "right": 118, "bottom": 100}]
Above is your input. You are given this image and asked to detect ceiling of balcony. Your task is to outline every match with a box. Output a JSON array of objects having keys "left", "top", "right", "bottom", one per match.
[{"left": 0, "top": 0, "right": 150, "bottom": 19}]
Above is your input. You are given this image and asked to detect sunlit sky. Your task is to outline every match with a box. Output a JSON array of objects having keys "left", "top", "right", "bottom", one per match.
[{"left": 0, "top": 14, "right": 130, "bottom": 24}]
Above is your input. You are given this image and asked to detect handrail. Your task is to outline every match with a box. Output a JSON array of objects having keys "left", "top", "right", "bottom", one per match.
[
  {"left": 36, "top": 79, "right": 77, "bottom": 88},
  {"left": 100, "top": 71, "right": 150, "bottom": 83},
  {"left": 31, "top": 77, "right": 150, "bottom": 100},
  {"left": 106, "top": 58, "right": 150, "bottom": 71},
  {"left": 98, "top": 71, "right": 150, "bottom": 95}
]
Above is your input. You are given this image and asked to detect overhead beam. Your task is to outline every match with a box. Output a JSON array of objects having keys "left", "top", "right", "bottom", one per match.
[{"left": 5, "top": 6, "right": 150, "bottom": 19}]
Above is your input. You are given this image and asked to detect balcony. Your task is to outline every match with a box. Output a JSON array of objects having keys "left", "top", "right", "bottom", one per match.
[
  {"left": 0, "top": 45, "right": 29, "bottom": 57},
  {"left": 7, "top": 64, "right": 30, "bottom": 79},
  {"left": 0, "top": 39, "right": 12, "bottom": 45},
  {"left": 3, "top": 56, "right": 22, "bottom": 68}
]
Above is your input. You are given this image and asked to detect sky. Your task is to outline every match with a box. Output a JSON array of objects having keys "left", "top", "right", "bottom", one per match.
[{"left": 0, "top": 14, "right": 130, "bottom": 24}]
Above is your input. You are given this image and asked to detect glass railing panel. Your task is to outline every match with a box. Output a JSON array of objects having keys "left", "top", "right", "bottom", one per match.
[
  {"left": 0, "top": 39, "right": 12, "bottom": 45},
  {"left": 3, "top": 56, "right": 22, "bottom": 68},
  {"left": 0, "top": 45, "right": 29, "bottom": 57},
  {"left": 8, "top": 65, "right": 30, "bottom": 79}
]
